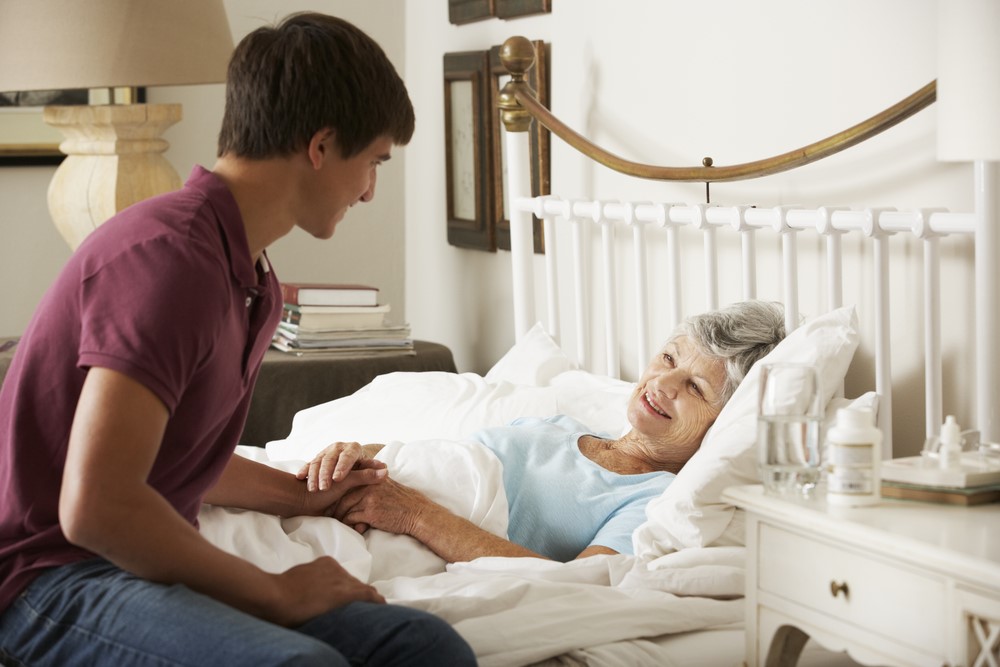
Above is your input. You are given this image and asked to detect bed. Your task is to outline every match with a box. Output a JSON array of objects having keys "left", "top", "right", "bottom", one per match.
[{"left": 198, "top": 36, "right": 999, "bottom": 666}]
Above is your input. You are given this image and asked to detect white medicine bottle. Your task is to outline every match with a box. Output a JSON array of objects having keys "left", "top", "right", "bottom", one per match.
[{"left": 826, "top": 407, "right": 882, "bottom": 507}]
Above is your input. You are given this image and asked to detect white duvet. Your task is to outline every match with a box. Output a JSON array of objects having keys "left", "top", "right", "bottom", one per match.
[{"left": 199, "top": 441, "right": 743, "bottom": 666}]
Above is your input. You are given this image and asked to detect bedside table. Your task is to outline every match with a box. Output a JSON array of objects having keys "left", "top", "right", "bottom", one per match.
[{"left": 723, "top": 485, "right": 1000, "bottom": 667}]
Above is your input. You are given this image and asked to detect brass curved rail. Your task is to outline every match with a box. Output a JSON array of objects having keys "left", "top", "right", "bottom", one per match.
[{"left": 498, "top": 36, "right": 936, "bottom": 183}]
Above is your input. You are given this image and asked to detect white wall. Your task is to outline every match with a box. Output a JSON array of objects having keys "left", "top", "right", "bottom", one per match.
[
  {"left": 404, "top": 0, "right": 980, "bottom": 456},
  {"left": 0, "top": 1, "right": 981, "bottom": 456},
  {"left": 0, "top": 0, "right": 408, "bottom": 337}
]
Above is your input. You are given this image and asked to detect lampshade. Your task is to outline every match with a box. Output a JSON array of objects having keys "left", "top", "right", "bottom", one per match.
[
  {"left": 0, "top": 0, "right": 233, "bottom": 250},
  {"left": 0, "top": 0, "right": 232, "bottom": 92},
  {"left": 937, "top": 0, "right": 1000, "bottom": 161}
]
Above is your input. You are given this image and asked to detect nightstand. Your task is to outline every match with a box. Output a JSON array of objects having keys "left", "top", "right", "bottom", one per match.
[{"left": 723, "top": 485, "right": 1000, "bottom": 667}]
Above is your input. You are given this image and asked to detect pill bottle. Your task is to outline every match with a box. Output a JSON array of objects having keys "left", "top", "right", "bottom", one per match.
[{"left": 826, "top": 407, "right": 882, "bottom": 507}]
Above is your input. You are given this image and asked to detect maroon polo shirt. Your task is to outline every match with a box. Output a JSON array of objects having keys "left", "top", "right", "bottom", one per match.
[{"left": 0, "top": 166, "right": 281, "bottom": 613}]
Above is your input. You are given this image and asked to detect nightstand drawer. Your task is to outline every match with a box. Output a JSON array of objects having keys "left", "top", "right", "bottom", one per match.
[{"left": 758, "top": 522, "right": 948, "bottom": 656}]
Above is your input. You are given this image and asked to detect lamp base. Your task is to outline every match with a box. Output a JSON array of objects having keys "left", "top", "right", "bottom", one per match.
[{"left": 43, "top": 103, "right": 183, "bottom": 250}]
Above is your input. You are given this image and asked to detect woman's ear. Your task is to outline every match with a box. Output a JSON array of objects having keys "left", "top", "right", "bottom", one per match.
[{"left": 307, "top": 128, "right": 337, "bottom": 169}]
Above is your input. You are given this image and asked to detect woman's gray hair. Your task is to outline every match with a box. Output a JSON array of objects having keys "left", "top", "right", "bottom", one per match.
[{"left": 673, "top": 300, "right": 786, "bottom": 405}]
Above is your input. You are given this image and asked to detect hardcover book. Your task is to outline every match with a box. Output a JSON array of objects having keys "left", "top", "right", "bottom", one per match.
[
  {"left": 280, "top": 282, "right": 379, "bottom": 307},
  {"left": 881, "top": 480, "right": 1000, "bottom": 506},
  {"left": 281, "top": 304, "right": 390, "bottom": 330}
]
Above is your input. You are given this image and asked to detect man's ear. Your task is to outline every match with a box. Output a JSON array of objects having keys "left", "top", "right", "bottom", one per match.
[{"left": 307, "top": 128, "right": 336, "bottom": 169}]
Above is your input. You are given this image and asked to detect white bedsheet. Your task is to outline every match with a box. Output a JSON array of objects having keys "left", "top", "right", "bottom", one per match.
[{"left": 198, "top": 442, "right": 744, "bottom": 665}]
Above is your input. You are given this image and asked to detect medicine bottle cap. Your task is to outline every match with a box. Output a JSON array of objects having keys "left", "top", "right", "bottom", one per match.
[
  {"left": 940, "top": 415, "right": 961, "bottom": 447},
  {"left": 837, "top": 407, "right": 874, "bottom": 428}
]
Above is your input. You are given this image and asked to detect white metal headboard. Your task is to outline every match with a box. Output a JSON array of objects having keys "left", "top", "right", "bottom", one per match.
[{"left": 499, "top": 43, "right": 1000, "bottom": 459}]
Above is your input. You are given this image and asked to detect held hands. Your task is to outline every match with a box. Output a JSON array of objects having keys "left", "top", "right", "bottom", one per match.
[
  {"left": 297, "top": 441, "right": 436, "bottom": 538},
  {"left": 296, "top": 442, "right": 388, "bottom": 527}
]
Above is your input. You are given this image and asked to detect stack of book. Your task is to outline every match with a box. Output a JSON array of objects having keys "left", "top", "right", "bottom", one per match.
[
  {"left": 880, "top": 453, "right": 1000, "bottom": 506},
  {"left": 272, "top": 282, "right": 414, "bottom": 357}
]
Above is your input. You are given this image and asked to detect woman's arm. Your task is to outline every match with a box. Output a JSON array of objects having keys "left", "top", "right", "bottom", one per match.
[
  {"left": 335, "top": 477, "right": 547, "bottom": 562},
  {"left": 60, "top": 367, "right": 384, "bottom": 626}
]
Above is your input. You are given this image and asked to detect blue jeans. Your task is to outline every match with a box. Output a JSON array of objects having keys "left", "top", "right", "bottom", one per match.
[{"left": 0, "top": 559, "right": 475, "bottom": 666}]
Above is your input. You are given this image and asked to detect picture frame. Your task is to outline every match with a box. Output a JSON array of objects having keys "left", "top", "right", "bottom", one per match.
[
  {"left": 0, "top": 87, "right": 144, "bottom": 167},
  {"left": 0, "top": 88, "right": 88, "bottom": 166},
  {"left": 495, "top": 0, "right": 551, "bottom": 19},
  {"left": 489, "top": 40, "right": 549, "bottom": 253},
  {"left": 444, "top": 50, "right": 495, "bottom": 251},
  {"left": 448, "top": 0, "right": 495, "bottom": 25}
]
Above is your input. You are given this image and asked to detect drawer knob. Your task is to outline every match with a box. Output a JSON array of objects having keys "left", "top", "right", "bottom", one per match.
[{"left": 829, "top": 581, "right": 850, "bottom": 599}]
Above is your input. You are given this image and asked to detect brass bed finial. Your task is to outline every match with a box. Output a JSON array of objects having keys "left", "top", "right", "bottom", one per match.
[
  {"left": 498, "top": 35, "right": 936, "bottom": 183},
  {"left": 498, "top": 36, "right": 536, "bottom": 133}
]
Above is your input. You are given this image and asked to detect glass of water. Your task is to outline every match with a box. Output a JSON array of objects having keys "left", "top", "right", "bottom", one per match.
[{"left": 757, "top": 362, "right": 822, "bottom": 498}]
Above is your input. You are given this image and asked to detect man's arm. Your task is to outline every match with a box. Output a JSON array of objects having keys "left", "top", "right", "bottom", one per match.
[
  {"left": 59, "top": 367, "right": 383, "bottom": 626},
  {"left": 203, "top": 450, "right": 384, "bottom": 515}
]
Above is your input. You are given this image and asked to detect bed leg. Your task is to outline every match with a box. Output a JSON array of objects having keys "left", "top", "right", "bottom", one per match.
[{"left": 763, "top": 625, "right": 809, "bottom": 667}]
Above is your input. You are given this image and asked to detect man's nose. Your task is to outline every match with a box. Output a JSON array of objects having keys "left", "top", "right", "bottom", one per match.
[{"left": 359, "top": 169, "right": 377, "bottom": 203}]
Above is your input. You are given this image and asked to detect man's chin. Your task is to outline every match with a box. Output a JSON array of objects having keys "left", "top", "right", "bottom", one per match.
[{"left": 316, "top": 214, "right": 346, "bottom": 239}]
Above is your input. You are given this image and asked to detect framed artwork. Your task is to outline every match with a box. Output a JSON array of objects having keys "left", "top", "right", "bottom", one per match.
[
  {"left": 489, "top": 40, "right": 549, "bottom": 253},
  {"left": 495, "top": 0, "right": 551, "bottom": 19},
  {"left": 0, "top": 88, "right": 88, "bottom": 166},
  {"left": 444, "top": 50, "right": 494, "bottom": 251},
  {"left": 448, "top": 0, "right": 495, "bottom": 25},
  {"left": 0, "top": 87, "right": 143, "bottom": 167}
]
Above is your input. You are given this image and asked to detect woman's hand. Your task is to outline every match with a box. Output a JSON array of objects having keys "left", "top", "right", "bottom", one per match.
[
  {"left": 333, "top": 477, "right": 435, "bottom": 536},
  {"left": 297, "top": 441, "right": 386, "bottom": 491},
  {"left": 335, "top": 478, "right": 545, "bottom": 563}
]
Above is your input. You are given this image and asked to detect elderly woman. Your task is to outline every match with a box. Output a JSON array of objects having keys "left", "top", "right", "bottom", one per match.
[{"left": 300, "top": 300, "right": 785, "bottom": 563}]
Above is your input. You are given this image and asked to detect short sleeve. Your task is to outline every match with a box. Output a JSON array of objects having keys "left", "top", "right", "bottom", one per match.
[{"left": 78, "top": 237, "right": 229, "bottom": 412}]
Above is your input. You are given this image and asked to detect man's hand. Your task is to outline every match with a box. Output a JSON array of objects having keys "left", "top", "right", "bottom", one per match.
[{"left": 268, "top": 556, "right": 384, "bottom": 627}]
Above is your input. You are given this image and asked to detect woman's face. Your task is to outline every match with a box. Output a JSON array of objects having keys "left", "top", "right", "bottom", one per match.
[{"left": 626, "top": 336, "right": 727, "bottom": 460}]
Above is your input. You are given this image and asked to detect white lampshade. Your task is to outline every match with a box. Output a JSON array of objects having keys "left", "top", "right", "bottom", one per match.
[
  {"left": 0, "top": 0, "right": 232, "bottom": 92},
  {"left": 937, "top": 0, "right": 1000, "bottom": 161},
  {"left": 0, "top": 0, "right": 233, "bottom": 250}
]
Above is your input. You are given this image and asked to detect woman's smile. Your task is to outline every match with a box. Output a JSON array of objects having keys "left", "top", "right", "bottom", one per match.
[{"left": 643, "top": 392, "right": 669, "bottom": 418}]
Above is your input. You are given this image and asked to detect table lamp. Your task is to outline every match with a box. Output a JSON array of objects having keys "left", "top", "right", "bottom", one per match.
[{"left": 0, "top": 0, "right": 233, "bottom": 250}]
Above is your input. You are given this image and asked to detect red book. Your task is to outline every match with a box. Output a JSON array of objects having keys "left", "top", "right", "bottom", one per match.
[{"left": 280, "top": 283, "right": 379, "bottom": 307}]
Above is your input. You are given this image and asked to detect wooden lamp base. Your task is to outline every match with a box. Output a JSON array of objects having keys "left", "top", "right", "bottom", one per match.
[{"left": 43, "top": 103, "right": 183, "bottom": 250}]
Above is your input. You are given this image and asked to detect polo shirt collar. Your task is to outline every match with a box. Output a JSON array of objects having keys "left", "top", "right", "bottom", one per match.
[{"left": 184, "top": 165, "right": 263, "bottom": 290}]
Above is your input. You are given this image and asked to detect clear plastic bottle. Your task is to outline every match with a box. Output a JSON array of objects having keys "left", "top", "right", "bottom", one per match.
[{"left": 826, "top": 407, "right": 882, "bottom": 507}]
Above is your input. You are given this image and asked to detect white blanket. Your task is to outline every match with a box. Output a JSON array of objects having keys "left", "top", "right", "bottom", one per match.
[{"left": 199, "top": 442, "right": 743, "bottom": 666}]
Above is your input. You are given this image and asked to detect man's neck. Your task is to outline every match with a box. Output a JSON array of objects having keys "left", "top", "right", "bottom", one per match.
[{"left": 211, "top": 155, "right": 301, "bottom": 261}]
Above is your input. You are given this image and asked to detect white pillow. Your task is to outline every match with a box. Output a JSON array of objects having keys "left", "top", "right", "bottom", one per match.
[
  {"left": 632, "top": 306, "right": 861, "bottom": 556},
  {"left": 484, "top": 322, "right": 576, "bottom": 386}
]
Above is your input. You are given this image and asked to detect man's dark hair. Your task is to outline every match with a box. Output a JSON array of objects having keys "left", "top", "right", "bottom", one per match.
[{"left": 217, "top": 12, "right": 415, "bottom": 159}]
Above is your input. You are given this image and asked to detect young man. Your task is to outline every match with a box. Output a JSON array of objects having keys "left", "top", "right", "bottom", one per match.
[{"left": 0, "top": 13, "right": 475, "bottom": 666}]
